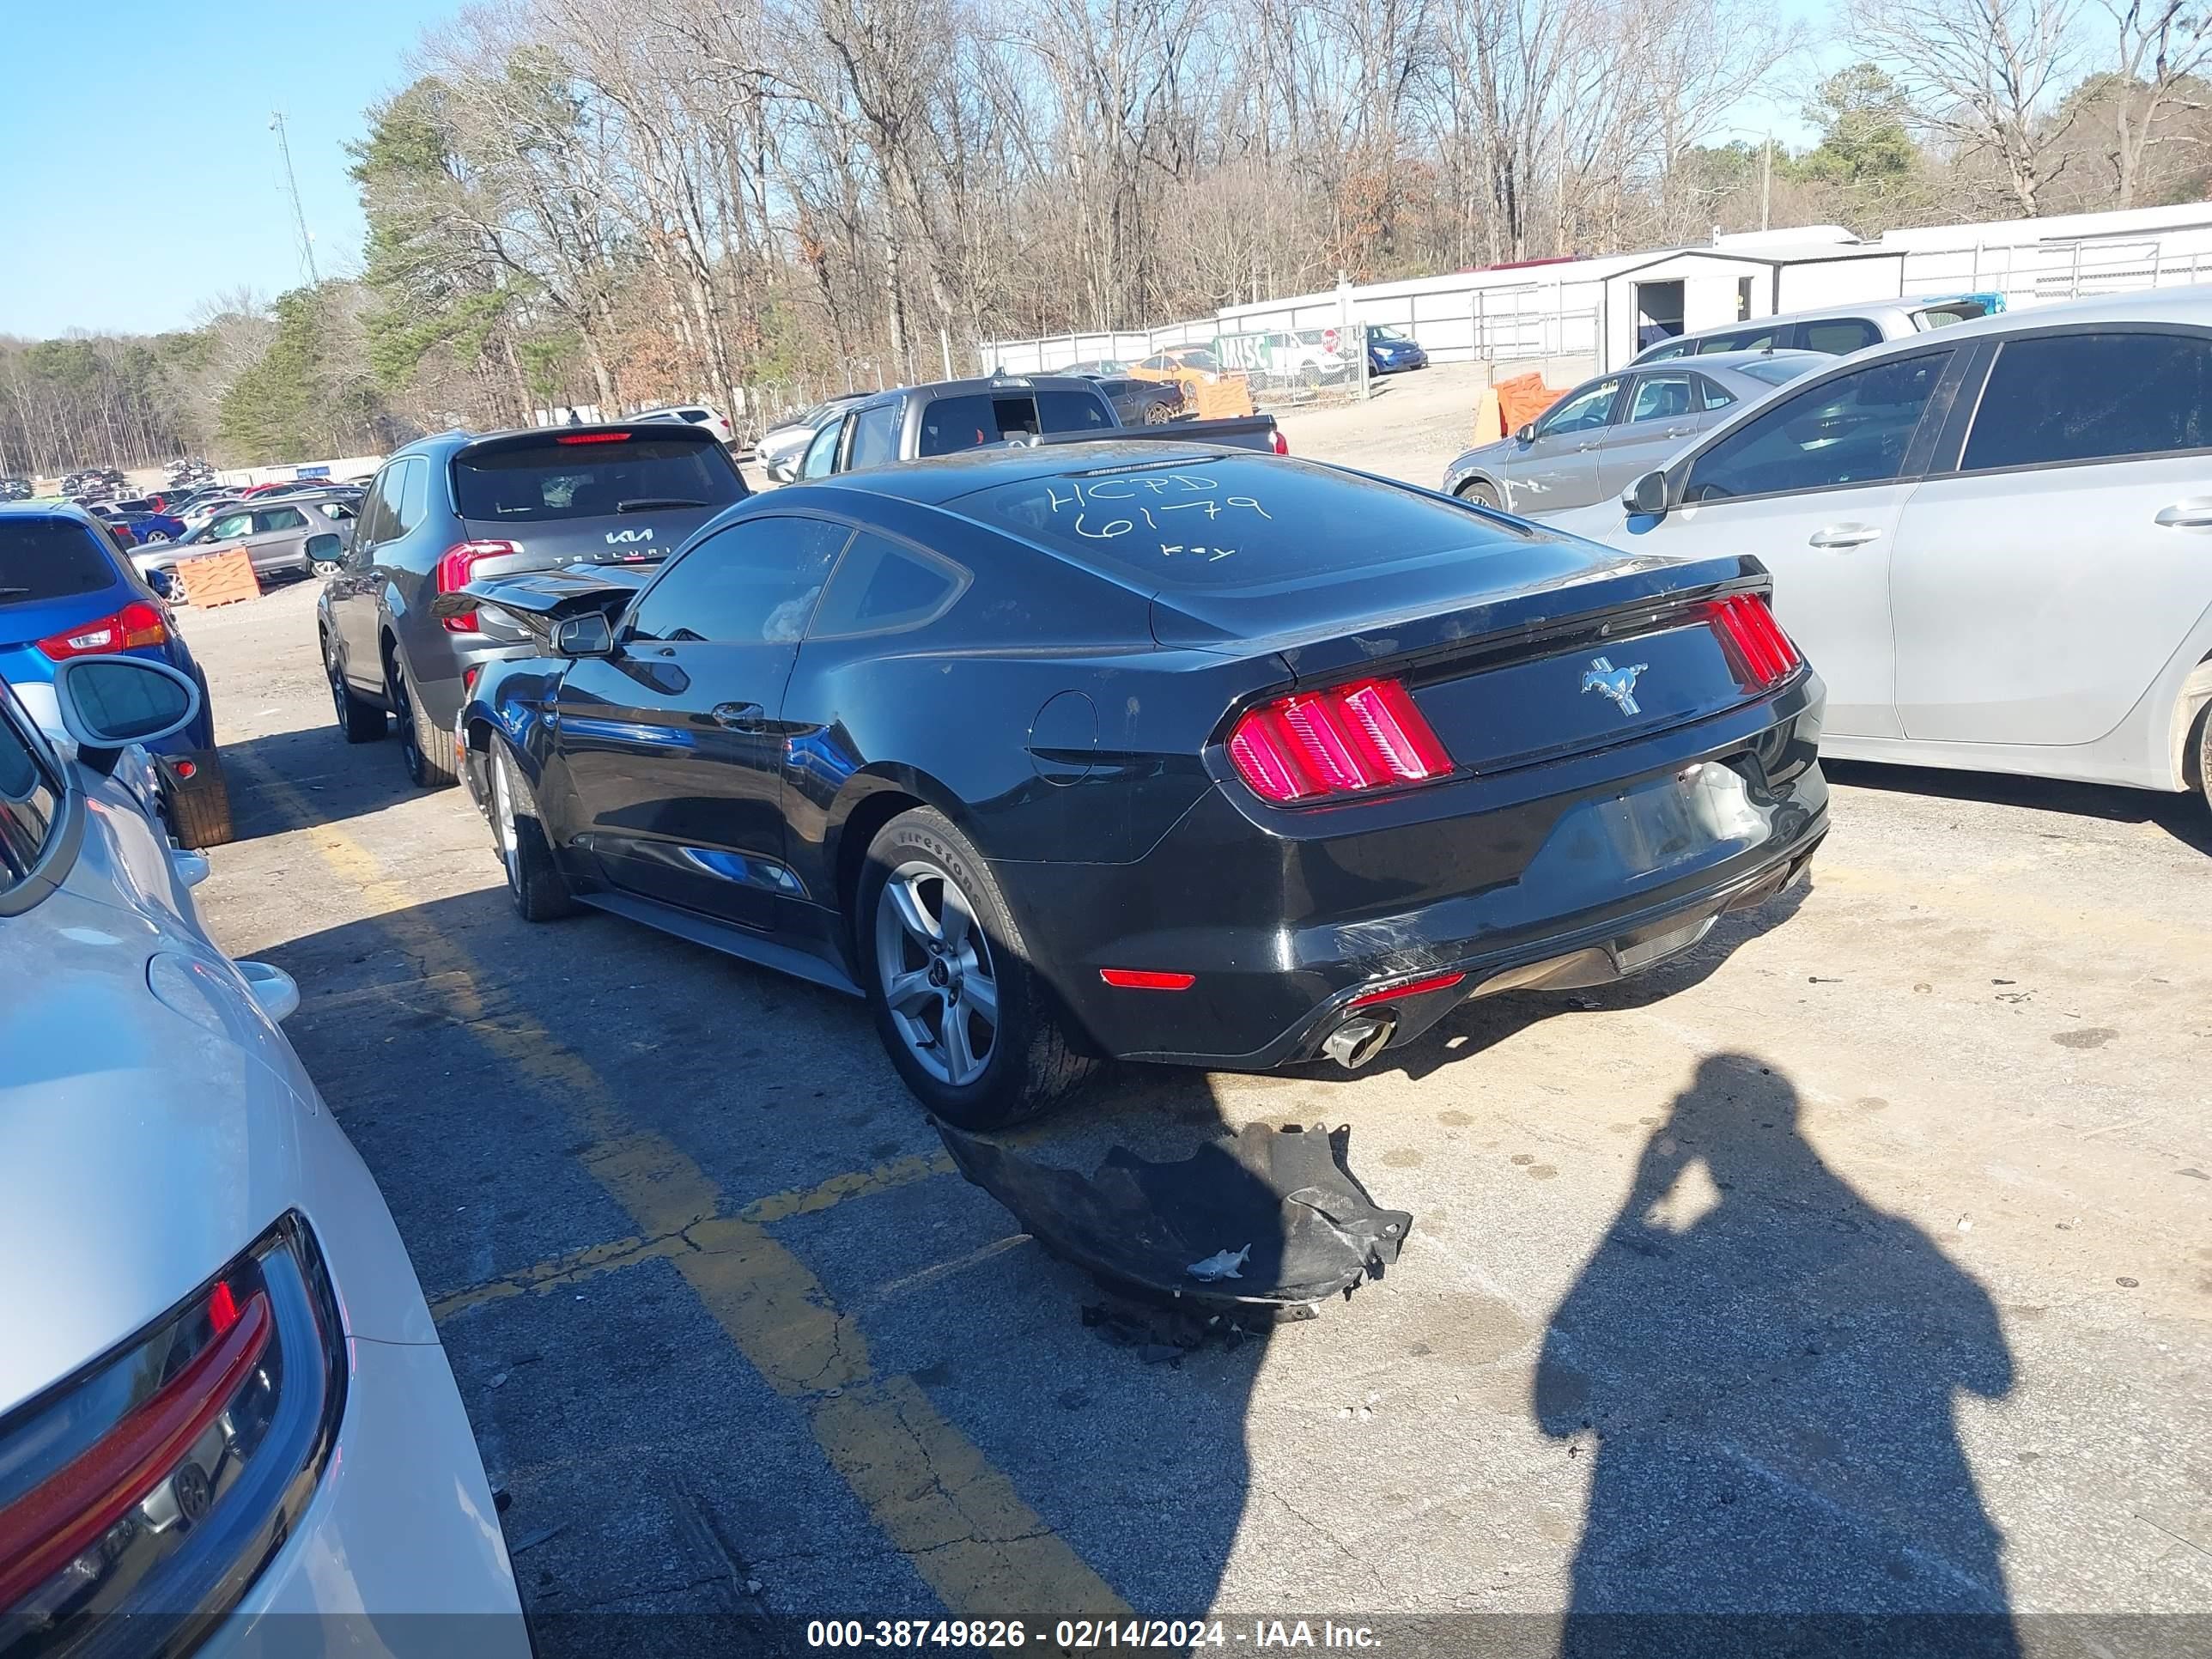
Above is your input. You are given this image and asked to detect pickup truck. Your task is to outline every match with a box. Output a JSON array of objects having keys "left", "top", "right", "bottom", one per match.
[{"left": 787, "top": 374, "right": 1285, "bottom": 480}]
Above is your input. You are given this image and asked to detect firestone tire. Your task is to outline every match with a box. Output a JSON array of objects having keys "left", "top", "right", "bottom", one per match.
[{"left": 859, "top": 807, "right": 1096, "bottom": 1129}]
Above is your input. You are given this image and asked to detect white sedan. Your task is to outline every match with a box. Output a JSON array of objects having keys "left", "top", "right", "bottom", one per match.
[
  {"left": 0, "top": 657, "right": 526, "bottom": 1650},
  {"left": 1550, "top": 286, "right": 2212, "bottom": 817}
]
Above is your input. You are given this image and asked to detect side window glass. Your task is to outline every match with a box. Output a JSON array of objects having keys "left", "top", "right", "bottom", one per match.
[
  {"left": 1962, "top": 331, "right": 2212, "bottom": 471},
  {"left": 801, "top": 419, "right": 846, "bottom": 479},
  {"left": 846, "top": 405, "right": 902, "bottom": 471},
  {"left": 627, "top": 516, "right": 853, "bottom": 644},
  {"left": 1693, "top": 374, "right": 1735, "bottom": 411},
  {"left": 1801, "top": 318, "right": 1884, "bottom": 356},
  {"left": 1535, "top": 380, "right": 1620, "bottom": 437},
  {"left": 356, "top": 468, "right": 397, "bottom": 546},
  {"left": 0, "top": 707, "right": 61, "bottom": 892},
  {"left": 210, "top": 513, "right": 252, "bottom": 540},
  {"left": 809, "top": 532, "right": 969, "bottom": 638},
  {"left": 392, "top": 459, "right": 430, "bottom": 536},
  {"left": 255, "top": 507, "right": 309, "bottom": 533},
  {"left": 1626, "top": 374, "right": 1695, "bottom": 423},
  {"left": 1684, "top": 350, "right": 1952, "bottom": 502}
]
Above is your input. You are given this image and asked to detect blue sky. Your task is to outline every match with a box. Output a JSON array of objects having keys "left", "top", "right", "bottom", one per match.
[
  {"left": 0, "top": 0, "right": 1829, "bottom": 342},
  {"left": 0, "top": 0, "right": 465, "bottom": 339}
]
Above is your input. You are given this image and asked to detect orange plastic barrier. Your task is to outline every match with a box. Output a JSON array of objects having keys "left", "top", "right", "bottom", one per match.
[
  {"left": 175, "top": 548, "right": 260, "bottom": 608},
  {"left": 1495, "top": 370, "right": 1567, "bottom": 435}
]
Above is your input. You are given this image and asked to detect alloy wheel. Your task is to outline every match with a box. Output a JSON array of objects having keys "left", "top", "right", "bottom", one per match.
[
  {"left": 490, "top": 744, "right": 521, "bottom": 884},
  {"left": 874, "top": 860, "right": 1000, "bottom": 1088},
  {"left": 325, "top": 640, "right": 348, "bottom": 726}
]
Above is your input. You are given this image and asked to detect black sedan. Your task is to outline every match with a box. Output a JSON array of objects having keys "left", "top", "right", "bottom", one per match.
[
  {"left": 1082, "top": 373, "right": 1188, "bottom": 425},
  {"left": 448, "top": 442, "right": 1828, "bottom": 1127}
]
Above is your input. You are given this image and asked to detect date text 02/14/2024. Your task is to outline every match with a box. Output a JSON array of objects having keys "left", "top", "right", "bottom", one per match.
[{"left": 803, "top": 1619, "right": 1382, "bottom": 1650}]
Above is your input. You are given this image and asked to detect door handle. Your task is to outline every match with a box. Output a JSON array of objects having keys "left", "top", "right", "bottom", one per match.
[
  {"left": 710, "top": 701, "right": 766, "bottom": 732},
  {"left": 1808, "top": 524, "right": 1881, "bottom": 550},
  {"left": 1663, "top": 425, "right": 1694, "bottom": 439},
  {"left": 1575, "top": 441, "right": 1602, "bottom": 452},
  {"left": 2154, "top": 499, "right": 2212, "bottom": 527}
]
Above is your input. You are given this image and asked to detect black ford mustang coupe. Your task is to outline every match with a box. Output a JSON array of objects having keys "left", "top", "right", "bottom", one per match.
[{"left": 448, "top": 442, "right": 1826, "bottom": 1126}]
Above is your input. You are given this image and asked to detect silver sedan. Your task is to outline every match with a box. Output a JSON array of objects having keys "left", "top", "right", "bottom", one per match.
[
  {"left": 1442, "top": 349, "right": 1826, "bottom": 516},
  {"left": 0, "top": 658, "right": 528, "bottom": 1646}
]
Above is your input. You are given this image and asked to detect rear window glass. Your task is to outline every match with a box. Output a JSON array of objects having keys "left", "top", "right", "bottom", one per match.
[
  {"left": 0, "top": 518, "right": 118, "bottom": 606},
  {"left": 956, "top": 457, "right": 1535, "bottom": 589},
  {"left": 1738, "top": 356, "right": 1813, "bottom": 386},
  {"left": 453, "top": 436, "right": 745, "bottom": 523},
  {"left": 1914, "top": 301, "right": 1989, "bottom": 329},
  {"left": 1800, "top": 318, "right": 1883, "bottom": 356}
]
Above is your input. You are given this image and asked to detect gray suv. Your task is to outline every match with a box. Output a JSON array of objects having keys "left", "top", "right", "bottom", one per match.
[
  {"left": 134, "top": 494, "right": 360, "bottom": 584},
  {"left": 316, "top": 423, "right": 750, "bottom": 787}
]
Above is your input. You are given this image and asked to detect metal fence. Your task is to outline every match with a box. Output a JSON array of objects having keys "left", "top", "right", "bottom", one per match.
[{"left": 1901, "top": 236, "right": 2212, "bottom": 309}]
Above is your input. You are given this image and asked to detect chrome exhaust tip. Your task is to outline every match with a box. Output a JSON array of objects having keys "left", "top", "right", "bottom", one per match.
[{"left": 1322, "top": 1014, "right": 1394, "bottom": 1071}]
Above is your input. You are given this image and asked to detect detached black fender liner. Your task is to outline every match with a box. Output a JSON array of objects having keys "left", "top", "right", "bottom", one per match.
[{"left": 934, "top": 1119, "right": 1411, "bottom": 1313}]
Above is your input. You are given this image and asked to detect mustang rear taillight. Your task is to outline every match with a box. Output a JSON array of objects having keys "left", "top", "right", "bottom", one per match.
[
  {"left": 35, "top": 600, "right": 168, "bottom": 660},
  {"left": 1227, "top": 677, "right": 1454, "bottom": 804},
  {"left": 1705, "top": 595, "right": 1800, "bottom": 691},
  {"left": 0, "top": 1218, "right": 343, "bottom": 1648},
  {"left": 436, "top": 539, "right": 521, "bottom": 633}
]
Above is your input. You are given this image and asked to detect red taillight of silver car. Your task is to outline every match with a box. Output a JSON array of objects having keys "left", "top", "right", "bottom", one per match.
[
  {"left": 0, "top": 1219, "right": 343, "bottom": 1647},
  {"left": 1705, "top": 594, "right": 1801, "bottom": 692},
  {"left": 1227, "top": 677, "right": 1455, "bottom": 803}
]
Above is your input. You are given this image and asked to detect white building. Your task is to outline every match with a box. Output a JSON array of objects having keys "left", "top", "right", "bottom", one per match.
[{"left": 980, "top": 201, "right": 2212, "bottom": 380}]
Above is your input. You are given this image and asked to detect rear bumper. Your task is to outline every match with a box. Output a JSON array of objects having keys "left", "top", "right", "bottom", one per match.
[{"left": 997, "top": 675, "right": 1827, "bottom": 1068}]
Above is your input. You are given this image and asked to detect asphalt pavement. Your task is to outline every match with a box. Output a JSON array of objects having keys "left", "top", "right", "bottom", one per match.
[{"left": 179, "top": 493, "right": 2212, "bottom": 1653}]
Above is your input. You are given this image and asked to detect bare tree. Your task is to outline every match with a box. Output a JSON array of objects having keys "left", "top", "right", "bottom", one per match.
[
  {"left": 2095, "top": 0, "right": 2212, "bottom": 203},
  {"left": 1851, "top": 0, "right": 2087, "bottom": 216}
]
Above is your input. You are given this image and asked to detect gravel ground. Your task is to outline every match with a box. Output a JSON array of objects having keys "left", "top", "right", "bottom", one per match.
[{"left": 173, "top": 398, "right": 2212, "bottom": 1651}]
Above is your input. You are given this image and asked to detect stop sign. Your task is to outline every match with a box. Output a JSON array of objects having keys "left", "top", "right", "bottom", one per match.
[{"left": 1322, "top": 327, "right": 1339, "bottom": 352}]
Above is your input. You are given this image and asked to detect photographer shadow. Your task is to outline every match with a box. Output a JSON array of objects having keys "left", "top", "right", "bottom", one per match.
[{"left": 1536, "top": 1055, "right": 2019, "bottom": 1657}]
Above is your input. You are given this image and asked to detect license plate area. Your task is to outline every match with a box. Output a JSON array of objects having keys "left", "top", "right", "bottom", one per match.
[{"left": 1610, "top": 912, "right": 1717, "bottom": 973}]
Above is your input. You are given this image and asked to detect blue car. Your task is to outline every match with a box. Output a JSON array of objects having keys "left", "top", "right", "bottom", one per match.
[
  {"left": 1367, "top": 325, "right": 1429, "bottom": 375},
  {"left": 0, "top": 504, "right": 232, "bottom": 847}
]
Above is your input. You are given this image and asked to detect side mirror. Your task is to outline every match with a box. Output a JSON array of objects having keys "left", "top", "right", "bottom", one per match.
[
  {"left": 1623, "top": 469, "right": 1671, "bottom": 516},
  {"left": 52, "top": 654, "right": 202, "bottom": 750},
  {"left": 1514, "top": 422, "right": 1536, "bottom": 445},
  {"left": 551, "top": 612, "right": 616, "bottom": 657}
]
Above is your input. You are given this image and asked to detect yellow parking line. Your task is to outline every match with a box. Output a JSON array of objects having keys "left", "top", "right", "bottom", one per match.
[
  {"left": 230, "top": 753, "right": 1127, "bottom": 1620},
  {"left": 429, "top": 1152, "right": 957, "bottom": 1321}
]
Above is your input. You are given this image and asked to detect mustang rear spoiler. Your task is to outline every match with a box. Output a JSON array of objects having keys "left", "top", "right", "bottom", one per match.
[{"left": 427, "top": 567, "right": 647, "bottom": 635}]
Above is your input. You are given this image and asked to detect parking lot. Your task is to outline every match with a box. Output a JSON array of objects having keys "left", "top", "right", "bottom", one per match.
[{"left": 177, "top": 388, "right": 2211, "bottom": 1651}]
